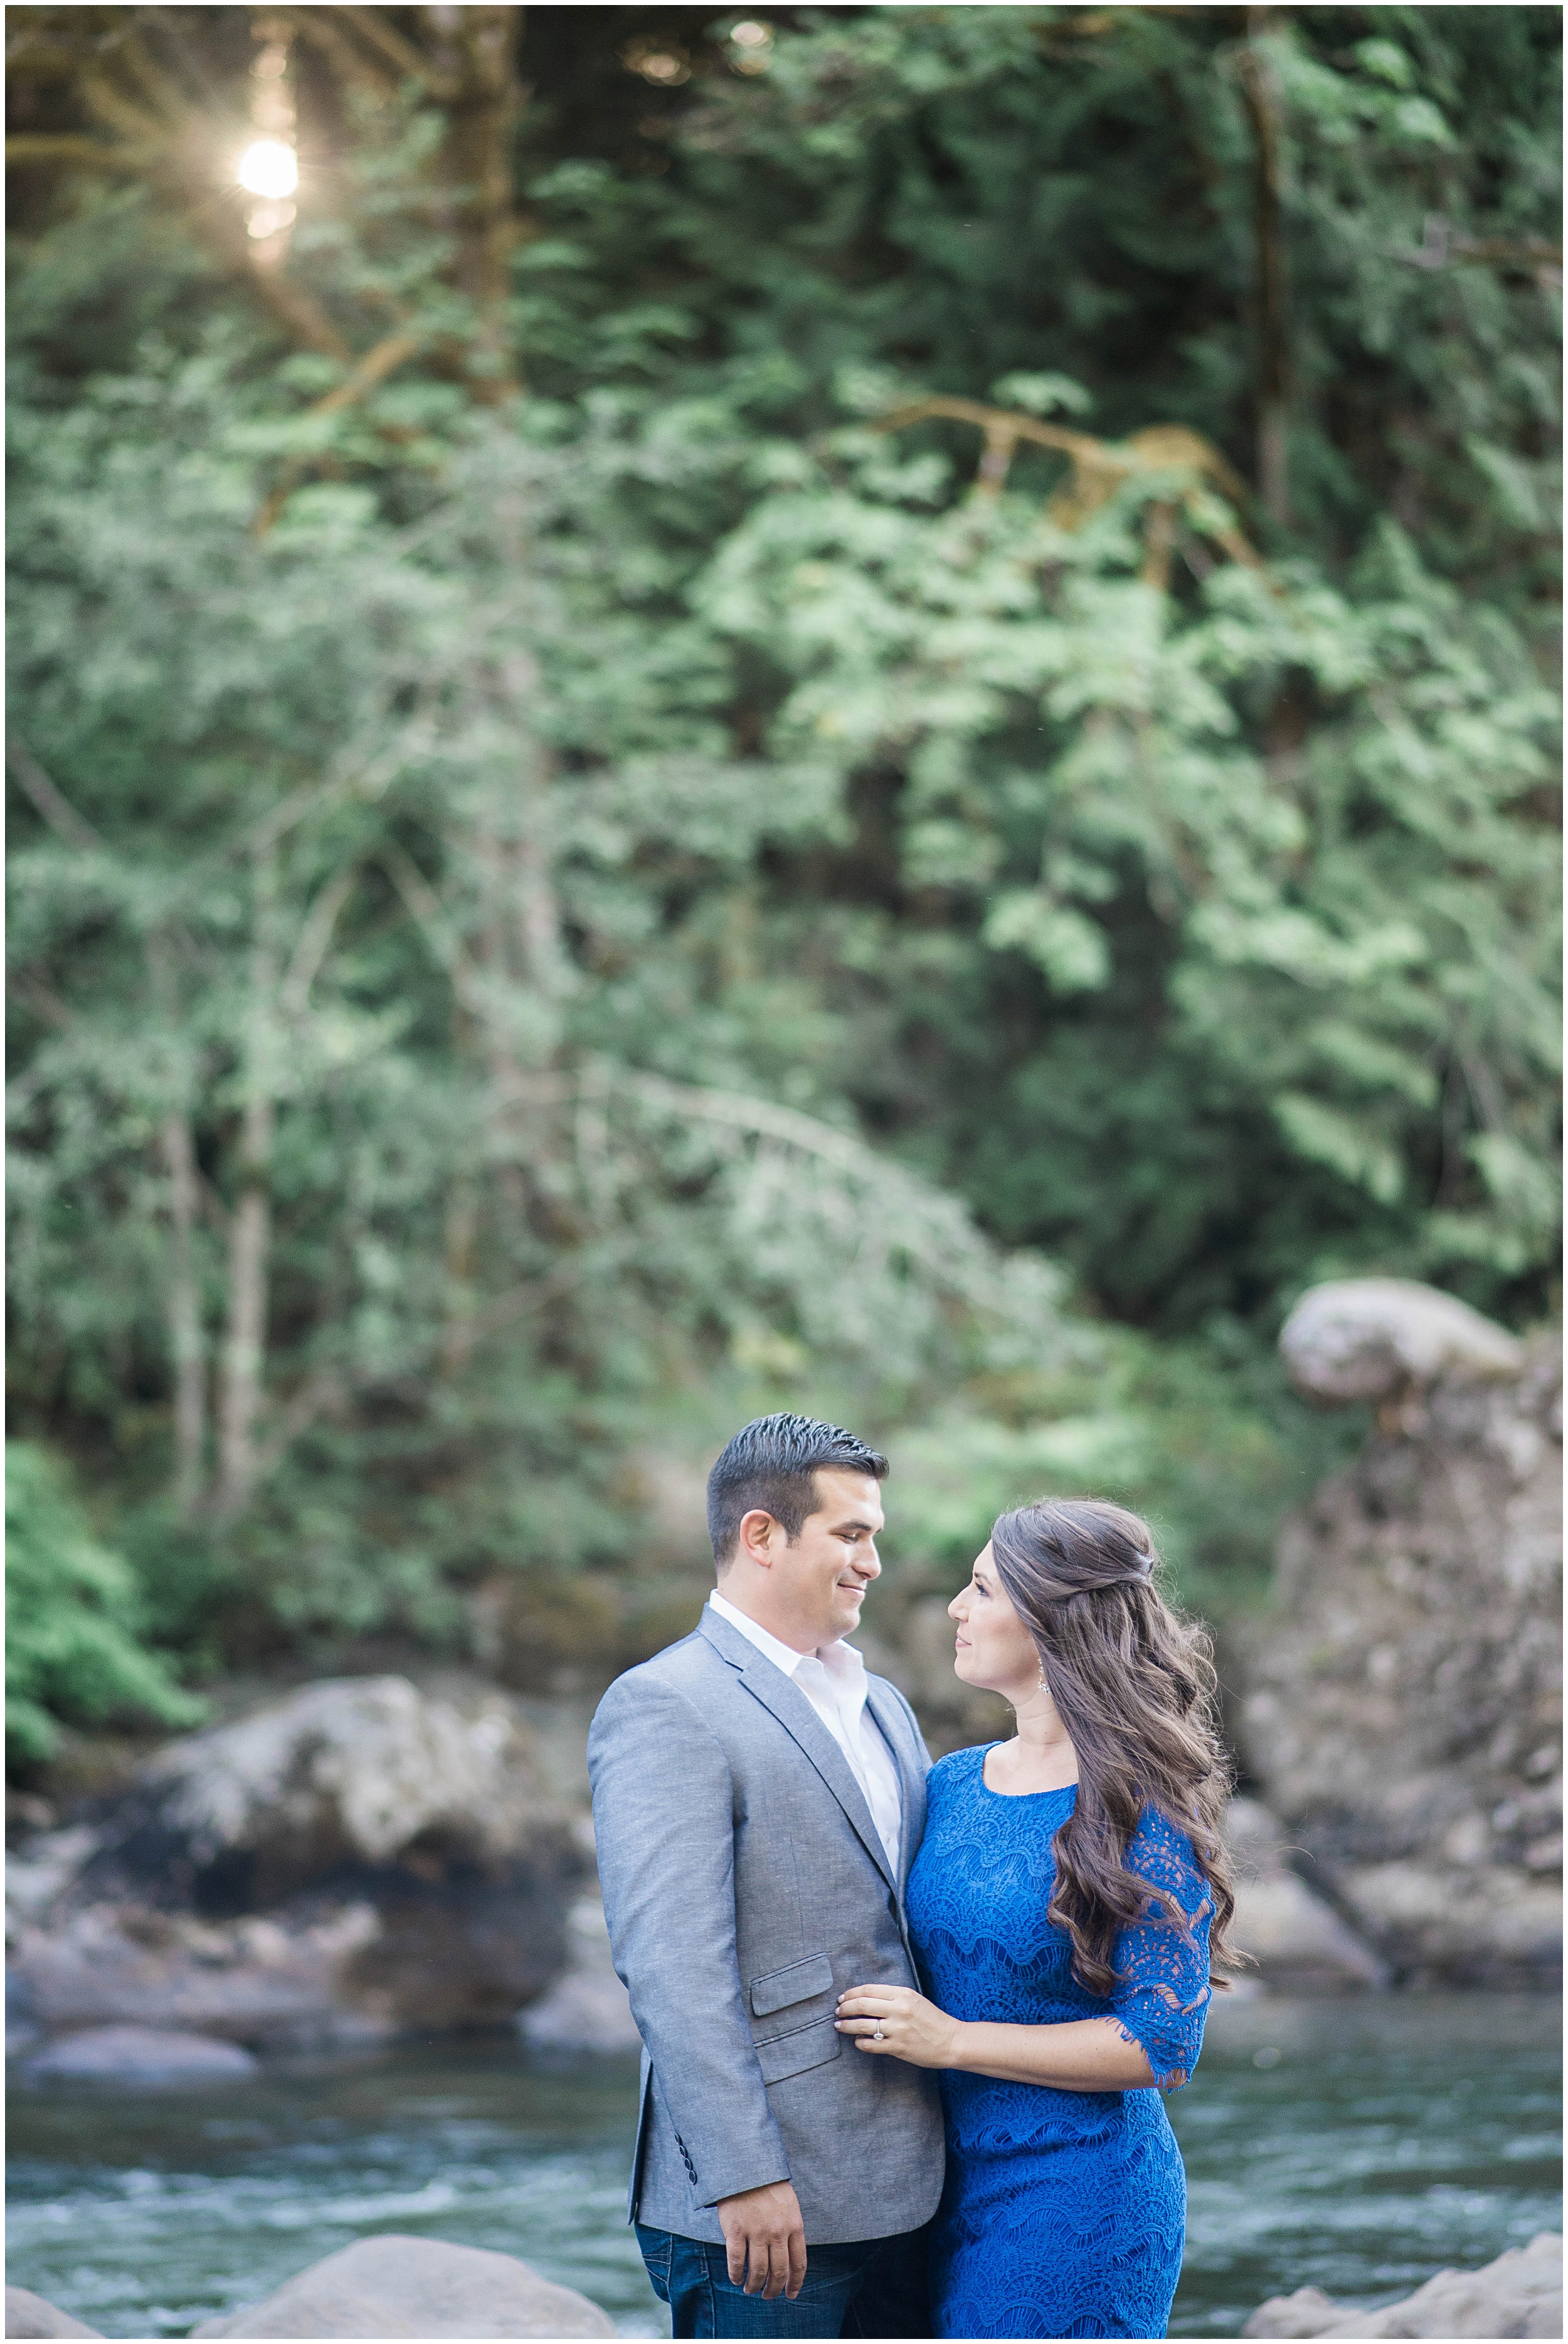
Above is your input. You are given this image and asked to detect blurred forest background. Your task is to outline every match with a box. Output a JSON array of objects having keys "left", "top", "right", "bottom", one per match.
[{"left": 6, "top": 3, "right": 1560, "bottom": 1770}]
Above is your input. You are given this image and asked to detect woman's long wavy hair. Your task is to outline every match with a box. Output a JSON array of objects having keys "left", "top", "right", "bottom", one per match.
[{"left": 989, "top": 1497, "right": 1241, "bottom": 1997}]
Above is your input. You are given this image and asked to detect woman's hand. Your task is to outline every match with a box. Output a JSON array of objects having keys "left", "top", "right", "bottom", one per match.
[{"left": 834, "top": 1983, "right": 963, "bottom": 2069}]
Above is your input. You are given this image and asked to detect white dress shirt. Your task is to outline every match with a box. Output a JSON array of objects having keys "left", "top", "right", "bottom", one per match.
[{"left": 707, "top": 1589, "right": 904, "bottom": 1878}]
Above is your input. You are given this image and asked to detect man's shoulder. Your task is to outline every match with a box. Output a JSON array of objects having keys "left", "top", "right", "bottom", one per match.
[
  {"left": 864, "top": 1662, "right": 916, "bottom": 1709},
  {"left": 593, "top": 1623, "right": 729, "bottom": 1720}
]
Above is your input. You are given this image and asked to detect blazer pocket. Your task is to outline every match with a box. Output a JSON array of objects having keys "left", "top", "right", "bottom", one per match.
[
  {"left": 755, "top": 2015, "right": 842, "bottom": 2086},
  {"left": 750, "top": 1952, "right": 834, "bottom": 2019}
]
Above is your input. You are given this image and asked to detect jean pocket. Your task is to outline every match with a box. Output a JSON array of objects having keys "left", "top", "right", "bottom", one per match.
[{"left": 634, "top": 2224, "right": 674, "bottom": 2293}]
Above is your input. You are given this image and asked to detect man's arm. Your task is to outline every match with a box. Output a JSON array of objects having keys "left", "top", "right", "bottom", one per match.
[{"left": 587, "top": 1672, "right": 796, "bottom": 2215}]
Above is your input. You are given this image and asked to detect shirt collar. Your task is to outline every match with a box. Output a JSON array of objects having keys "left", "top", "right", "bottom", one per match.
[{"left": 707, "top": 1588, "right": 862, "bottom": 1682}]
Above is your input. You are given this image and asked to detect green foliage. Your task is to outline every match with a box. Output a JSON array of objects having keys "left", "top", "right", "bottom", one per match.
[
  {"left": 5, "top": 1443, "right": 207, "bottom": 1766},
  {"left": 697, "top": 433, "right": 1557, "bottom": 1312},
  {"left": 4, "top": 6, "right": 1558, "bottom": 1680},
  {"left": 6, "top": 334, "right": 1093, "bottom": 1652},
  {"left": 881, "top": 1322, "right": 1360, "bottom": 1619}
]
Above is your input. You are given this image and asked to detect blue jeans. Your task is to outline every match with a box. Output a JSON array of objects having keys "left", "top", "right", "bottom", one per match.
[{"left": 635, "top": 2222, "right": 932, "bottom": 2340}]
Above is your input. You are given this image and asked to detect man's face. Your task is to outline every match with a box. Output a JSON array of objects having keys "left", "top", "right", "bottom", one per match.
[{"left": 771, "top": 1468, "right": 885, "bottom": 1649}]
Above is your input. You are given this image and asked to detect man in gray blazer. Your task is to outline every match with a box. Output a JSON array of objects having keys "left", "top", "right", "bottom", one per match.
[{"left": 588, "top": 1414, "right": 945, "bottom": 2338}]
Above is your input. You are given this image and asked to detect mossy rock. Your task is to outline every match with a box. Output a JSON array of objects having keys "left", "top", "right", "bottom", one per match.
[
  {"left": 620, "top": 1590, "right": 710, "bottom": 1667},
  {"left": 495, "top": 1575, "right": 622, "bottom": 1692}
]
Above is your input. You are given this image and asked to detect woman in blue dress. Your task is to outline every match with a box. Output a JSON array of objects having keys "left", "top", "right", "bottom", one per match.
[{"left": 835, "top": 1498, "right": 1239, "bottom": 2340}]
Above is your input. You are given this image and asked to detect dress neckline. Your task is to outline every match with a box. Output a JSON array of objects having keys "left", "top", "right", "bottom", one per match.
[{"left": 977, "top": 1742, "right": 1079, "bottom": 1800}]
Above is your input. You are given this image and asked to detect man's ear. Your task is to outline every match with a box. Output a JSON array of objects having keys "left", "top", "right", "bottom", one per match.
[{"left": 737, "top": 1506, "right": 778, "bottom": 1566}]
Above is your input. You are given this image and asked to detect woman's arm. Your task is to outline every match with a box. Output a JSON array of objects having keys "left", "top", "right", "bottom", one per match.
[{"left": 835, "top": 1986, "right": 1158, "bottom": 2090}]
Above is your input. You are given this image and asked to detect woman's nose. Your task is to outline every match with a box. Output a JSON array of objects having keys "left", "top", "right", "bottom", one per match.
[{"left": 947, "top": 1593, "right": 963, "bottom": 1620}]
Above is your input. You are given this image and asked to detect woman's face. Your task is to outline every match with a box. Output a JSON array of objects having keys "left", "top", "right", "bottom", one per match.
[{"left": 949, "top": 1541, "right": 1041, "bottom": 1703}]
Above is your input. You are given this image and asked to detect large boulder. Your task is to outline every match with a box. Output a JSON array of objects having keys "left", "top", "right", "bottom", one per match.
[
  {"left": 92, "top": 1676, "right": 568, "bottom": 1905},
  {"left": 1281, "top": 1278, "right": 1523, "bottom": 1406},
  {"left": 188, "top": 2234, "right": 616, "bottom": 2338},
  {"left": 1239, "top": 1305, "right": 1560, "bottom": 1983},
  {"left": 1223, "top": 1800, "right": 1386, "bottom": 1990},
  {"left": 8, "top": 1902, "right": 386, "bottom": 2053},
  {"left": 19, "top": 2023, "right": 258, "bottom": 2084},
  {"left": 1242, "top": 2230, "right": 1562, "bottom": 2338},
  {"left": 4, "top": 2288, "right": 103, "bottom": 2338},
  {"left": 8, "top": 1678, "right": 590, "bottom": 2040},
  {"left": 517, "top": 1894, "right": 641, "bottom": 2054}
]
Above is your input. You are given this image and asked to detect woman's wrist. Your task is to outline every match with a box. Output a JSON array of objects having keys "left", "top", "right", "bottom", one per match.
[{"left": 939, "top": 2015, "right": 973, "bottom": 2068}]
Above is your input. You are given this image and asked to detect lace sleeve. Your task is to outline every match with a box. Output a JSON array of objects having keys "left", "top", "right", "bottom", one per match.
[{"left": 1109, "top": 1806, "right": 1213, "bottom": 2091}]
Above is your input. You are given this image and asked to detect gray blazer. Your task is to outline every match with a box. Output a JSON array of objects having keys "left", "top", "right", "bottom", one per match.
[{"left": 587, "top": 1604, "right": 946, "bottom": 2246}]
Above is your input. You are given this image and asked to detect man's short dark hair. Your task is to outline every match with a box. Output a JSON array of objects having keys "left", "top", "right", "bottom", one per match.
[{"left": 706, "top": 1413, "right": 889, "bottom": 1568}]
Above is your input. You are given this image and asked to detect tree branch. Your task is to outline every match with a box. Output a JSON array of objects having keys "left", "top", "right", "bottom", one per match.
[
  {"left": 339, "top": 4, "right": 454, "bottom": 94},
  {"left": 6, "top": 132, "right": 157, "bottom": 173},
  {"left": 279, "top": 866, "right": 358, "bottom": 1014},
  {"left": 875, "top": 393, "right": 1104, "bottom": 470},
  {"left": 274, "top": 5, "right": 401, "bottom": 97},
  {"left": 78, "top": 63, "right": 168, "bottom": 144},
  {"left": 250, "top": 1258, "right": 593, "bottom": 1482},
  {"left": 112, "top": 29, "right": 196, "bottom": 129},
  {"left": 876, "top": 400, "right": 1261, "bottom": 563},
  {"left": 380, "top": 843, "right": 487, "bottom": 1012},
  {"left": 6, "top": 735, "right": 104, "bottom": 849},
  {"left": 195, "top": 199, "right": 354, "bottom": 363},
  {"left": 8, "top": 975, "right": 74, "bottom": 1031},
  {"left": 252, "top": 329, "right": 426, "bottom": 533}
]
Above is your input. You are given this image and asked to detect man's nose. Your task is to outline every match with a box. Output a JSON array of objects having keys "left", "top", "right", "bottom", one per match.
[{"left": 858, "top": 1542, "right": 881, "bottom": 1578}]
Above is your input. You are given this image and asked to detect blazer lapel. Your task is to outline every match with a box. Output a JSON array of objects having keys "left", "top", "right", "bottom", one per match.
[
  {"left": 699, "top": 1607, "right": 898, "bottom": 1895},
  {"left": 863, "top": 1674, "right": 924, "bottom": 1894}
]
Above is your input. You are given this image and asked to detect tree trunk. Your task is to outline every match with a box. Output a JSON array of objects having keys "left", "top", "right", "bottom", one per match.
[
  {"left": 215, "top": 850, "right": 278, "bottom": 1522},
  {"left": 161, "top": 1108, "right": 207, "bottom": 1518},
  {"left": 440, "top": 1172, "right": 480, "bottom": 1377},
  {"left": 1238, "top": 11, "right": 1290, "bottom": 526},
  {"left": 426, "top": 4, "right": 525, "bottom": 399}
]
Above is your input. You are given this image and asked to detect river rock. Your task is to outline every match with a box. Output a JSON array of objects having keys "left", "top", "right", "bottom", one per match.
[
  {"left": 8, "top": 1897, "right": 391, "bottom": 2051},
  {"left": 1239, "top": 1317, "right": 1560, "bottom": 1984},
  {"left": 1242, "top": 2230, "right": 1562, "bottom": 2337},
  {"left": 20, "top": 2023, "right": 259, "bottom": 2083},
  {"left": 518, "top": 1894, "right": 640, "bottom": 2052},
  {"left": 189, "top": 2234, "right": 617, "bottom": 2338},
  {"left": 9, "top": 1678, "right": 590, "bottom": 2038},
  {"left": 1280, "top": 1278, "right": 1524, "bottom": 1406},
  {"left": 101, "top": 1676, "right": 566, "bottom": 1901},
  {"left": 4, "top": 2286, "right": 103, "bottom": 2338},
  {"left": 7, "top": 1827, "right": 101, "bottom": 1936},
  {"left": 1223, "top": 1800, "right": 1386, "bottom": 1990}
]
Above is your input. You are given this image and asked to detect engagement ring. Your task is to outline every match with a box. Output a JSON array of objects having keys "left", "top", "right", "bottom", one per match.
[{"left": 874, "top": 2024, "right": 884, "bottom": 2039}]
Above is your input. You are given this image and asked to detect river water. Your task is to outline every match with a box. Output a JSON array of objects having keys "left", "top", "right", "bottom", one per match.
[{"left": 8, "top": 1991, "right": 1558, "bottom": 2339}]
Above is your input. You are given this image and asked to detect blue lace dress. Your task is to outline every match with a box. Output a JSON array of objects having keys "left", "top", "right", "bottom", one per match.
[{"left": 905, "top": 1745, "right": 1213, "bottom": 2340}]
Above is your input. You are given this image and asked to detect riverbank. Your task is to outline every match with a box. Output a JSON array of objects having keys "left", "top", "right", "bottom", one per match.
[{"left": 8, "top": 1990, "right": 1559, "bottom": 2341}]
